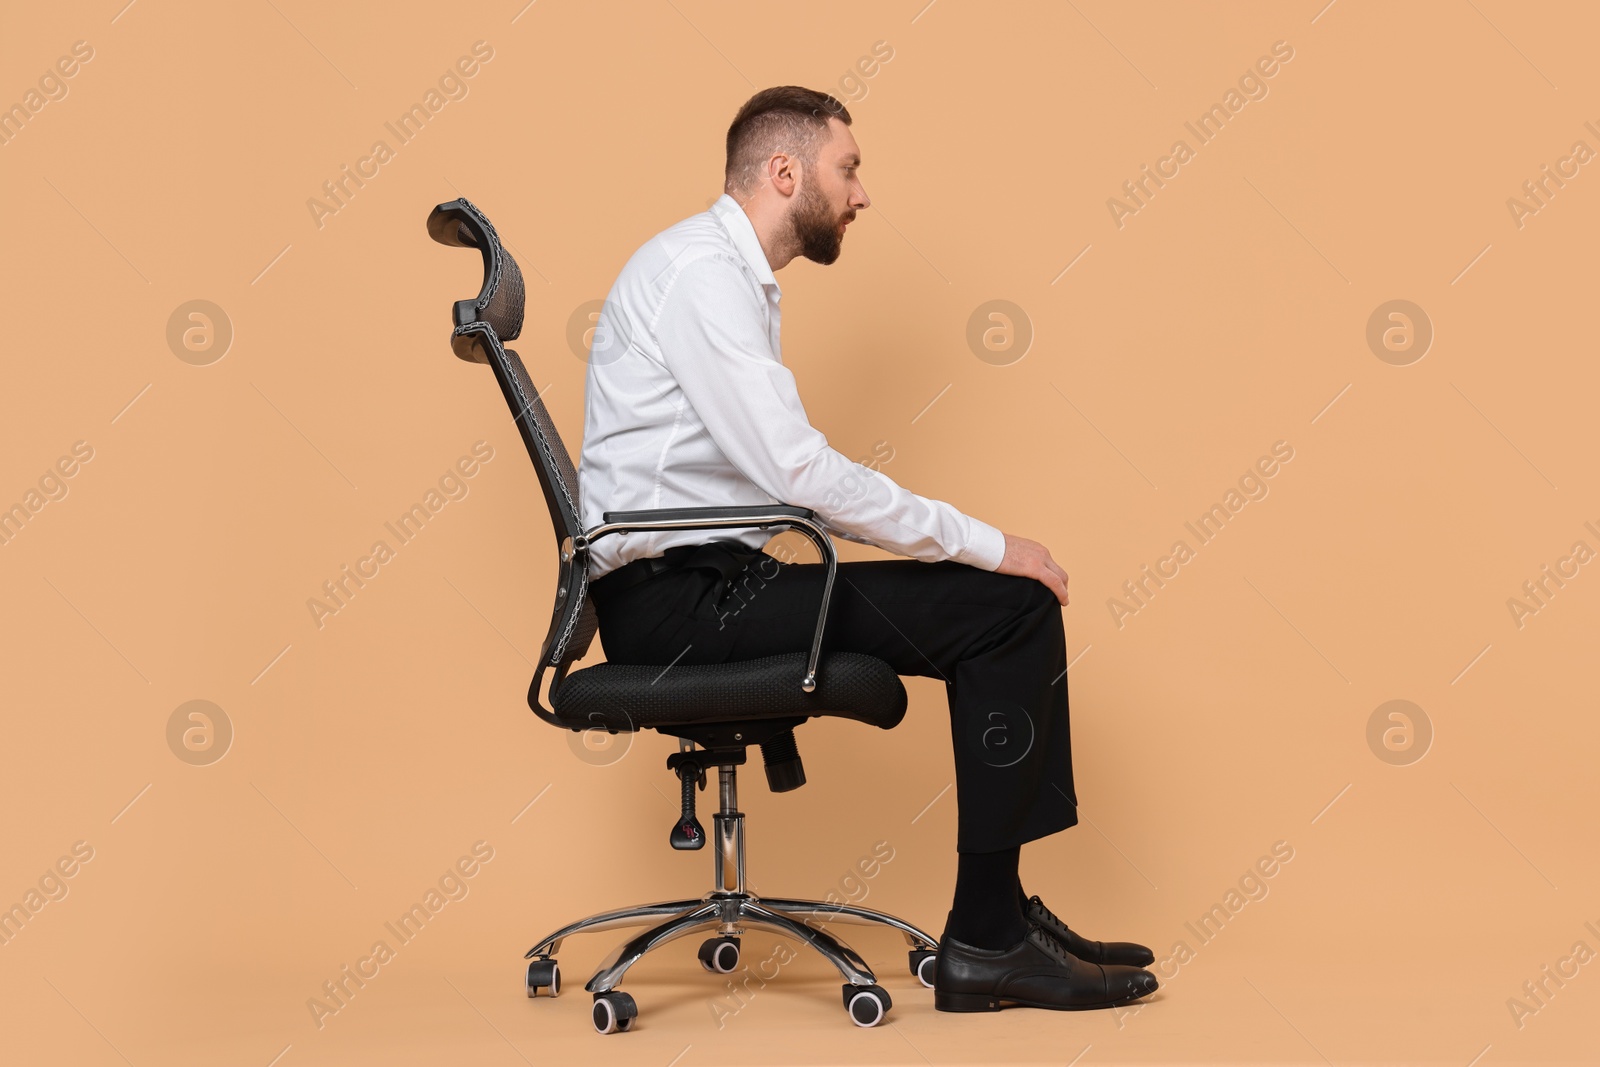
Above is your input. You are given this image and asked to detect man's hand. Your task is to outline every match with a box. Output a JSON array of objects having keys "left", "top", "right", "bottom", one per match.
[{"left": 997, "top": 533, "right": 1069, "bottom": 605}]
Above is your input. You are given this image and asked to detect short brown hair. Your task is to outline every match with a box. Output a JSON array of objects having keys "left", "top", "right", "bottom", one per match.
[{"left": 724, "top": 86, "right": 852, "bottom": 195}]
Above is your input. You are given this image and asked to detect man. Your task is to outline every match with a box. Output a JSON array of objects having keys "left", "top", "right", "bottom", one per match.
[{"left": 579, "top": 86, "right": 1158, "bottom": 1012}]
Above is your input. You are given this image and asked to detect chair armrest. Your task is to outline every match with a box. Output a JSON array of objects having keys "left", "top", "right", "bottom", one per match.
[
  {"left": 582, "top": 505, "right": 837, "bottom": 692},
  {"left": 602, "top": 504, "right": 815, "bottom": 525}
]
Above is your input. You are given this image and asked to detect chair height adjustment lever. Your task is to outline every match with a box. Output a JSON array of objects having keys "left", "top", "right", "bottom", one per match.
[{"left": 668, "top": 760, "right": 707, "bottom": 851}]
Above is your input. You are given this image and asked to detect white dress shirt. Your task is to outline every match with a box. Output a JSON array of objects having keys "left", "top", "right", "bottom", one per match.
[{"left": 577, "top": 193, "right": 1007, "bottom": 580}]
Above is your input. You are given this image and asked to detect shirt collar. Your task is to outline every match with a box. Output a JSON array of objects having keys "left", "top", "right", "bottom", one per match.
[{"left": 709, "top": 193, "right": 780, "bottom": 293}]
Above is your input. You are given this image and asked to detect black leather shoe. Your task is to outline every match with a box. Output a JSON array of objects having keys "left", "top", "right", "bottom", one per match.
[
  {"left": 934, "top": 918, "right": 1158, "bottom": 1012},
  {"left": 1025, "top": 894, "right": 1156, "bottom": 968}
]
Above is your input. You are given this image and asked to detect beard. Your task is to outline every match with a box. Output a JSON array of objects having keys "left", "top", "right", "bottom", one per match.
[{"left": 789, "top": 178, "right": 851, "bottom": 265}]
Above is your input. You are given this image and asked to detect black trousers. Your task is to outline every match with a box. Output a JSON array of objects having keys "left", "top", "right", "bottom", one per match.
[{"left": 587, "top": 541, "right": 1079, "bottom": 853}]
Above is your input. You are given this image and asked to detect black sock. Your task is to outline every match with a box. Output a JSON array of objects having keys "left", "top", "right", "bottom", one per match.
[{"left": 945, "top": 845, "right": 1027, "bottom": 949}]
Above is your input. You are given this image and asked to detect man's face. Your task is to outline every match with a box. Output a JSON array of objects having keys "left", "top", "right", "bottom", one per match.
[{"left": 789, "top": 117, "right": 870, "bottom": 266}]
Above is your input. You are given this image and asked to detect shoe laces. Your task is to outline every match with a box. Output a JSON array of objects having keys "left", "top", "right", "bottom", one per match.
[
  {"left": 1025, "top": 920, "right": 1075, "bottom": 967},
  {"left": 1028, "top": 894, "right": 1068, "bottom": 933}
]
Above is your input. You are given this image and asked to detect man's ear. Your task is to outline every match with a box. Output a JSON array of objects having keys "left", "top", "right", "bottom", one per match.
[{"left": 767, "top": 152, "right": 798, "bottom": 198}]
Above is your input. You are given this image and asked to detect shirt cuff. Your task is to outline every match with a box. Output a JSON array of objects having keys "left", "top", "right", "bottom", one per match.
[{"left": 954, "top": 518, "right": 1007, "bottom": 572}]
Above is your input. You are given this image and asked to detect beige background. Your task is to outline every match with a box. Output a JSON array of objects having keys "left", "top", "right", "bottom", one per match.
[{"left": 2, "top": 1, "right": 1597, "bottom": 1064}]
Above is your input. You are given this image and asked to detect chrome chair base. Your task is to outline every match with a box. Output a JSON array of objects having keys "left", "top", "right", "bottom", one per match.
[
  {"left": 523, "top": 763, "right": 941, "bottom": 1014},
  {"left": 526, "top": 891, "right": 941, "bottom": 993}
]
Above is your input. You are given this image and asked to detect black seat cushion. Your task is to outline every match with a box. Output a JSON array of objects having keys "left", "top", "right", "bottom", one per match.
[{"left": 550, "top": 651, "right": 906, "bottom": 732}]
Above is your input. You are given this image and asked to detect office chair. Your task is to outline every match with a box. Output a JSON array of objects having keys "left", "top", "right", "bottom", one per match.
[{"left": 427, "top": 198, "right": 942, "bottom": 1035}]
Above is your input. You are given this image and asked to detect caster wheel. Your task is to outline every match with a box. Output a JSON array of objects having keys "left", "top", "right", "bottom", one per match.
[
  {"left": 909, "top": 949, "right": 938, "bottom": 989},
  {"left": 526, "top": 958, "right": 561, "bottom": 998},
  {"left": 697, "top": 936, "right": 741, "bottom": 974},
  {"left": 842, "top": 983, "right": 892, "bottom": 1027},
  {"left": 592, "top": 991, "right": 637, "bottom": 1035}
]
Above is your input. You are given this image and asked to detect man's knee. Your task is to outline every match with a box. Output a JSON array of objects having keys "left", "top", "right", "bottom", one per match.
[
  {"left": 1020, "top": 575, "right": 1059, "bottom": 612},
  {"left": 999, "top": 577, "right": 1065, "bottom": 661},
  {"left": 958, "top": 567, "right": 1059, "bottom": 615},
  {"left": 972, "top": 571, "right": 1062, "bottom": 636},
  {"left": 986, "top": 571, "right": 1059, "bottom": 615}
]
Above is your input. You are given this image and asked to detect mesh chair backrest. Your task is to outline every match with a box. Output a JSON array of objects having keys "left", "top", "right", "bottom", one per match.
[
  {"left": 485, "top": 331, "right": 599, "bottom": 669},
  {"left": 427, "top": 198, "right": 598, "bottom": 675}
]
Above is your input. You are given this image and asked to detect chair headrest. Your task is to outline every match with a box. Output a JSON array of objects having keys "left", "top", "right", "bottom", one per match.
[{"left": 426, "top": 197, "right": 526, "bottom": 363}]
